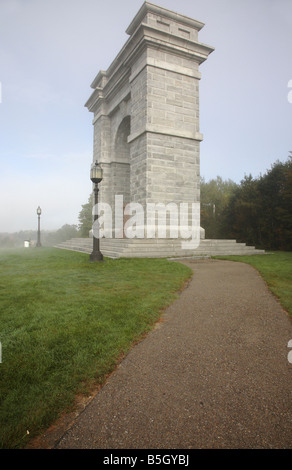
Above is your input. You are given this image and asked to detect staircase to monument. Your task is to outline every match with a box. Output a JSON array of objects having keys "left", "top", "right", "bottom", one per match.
[{"left": 55, "top": 238, "right": 265, "bottom": 258}]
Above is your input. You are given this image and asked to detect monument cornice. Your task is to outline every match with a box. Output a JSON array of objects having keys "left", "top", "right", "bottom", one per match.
[
  {"left": 85, "top": 22, "right": 213, "bottom": 113},
  {"left": 85, "top": 67, "right": 130, "bottom": 114},
  {"left": 85, "top": 7, "right": 214, "bottom": 114},
  {"left": 139, "top": 23, "right": 214, "bottom": 62},
  {"left": 126, "top": 1, "right": 205, "bottom": 36},
  {"left": 124, "top": 24, "right": 214, "bottom": 71},
  {"left": 84, "top": 87, "right": 105, "bottom": 114}
]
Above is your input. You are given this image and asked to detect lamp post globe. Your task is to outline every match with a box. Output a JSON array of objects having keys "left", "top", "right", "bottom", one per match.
[
  {"left": 90, "top": 160, "right": 103, "bottom": 184},
  {"left": 90, "top": 161, "right": 103, "bottom": 262},
  {"left": 36, "top": 206, "right": 42, "bottom": 247}
]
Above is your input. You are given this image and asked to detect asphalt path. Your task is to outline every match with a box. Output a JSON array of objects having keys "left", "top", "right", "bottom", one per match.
[{"left": 40, "top": 259, "right": 292, "bottom": 449}]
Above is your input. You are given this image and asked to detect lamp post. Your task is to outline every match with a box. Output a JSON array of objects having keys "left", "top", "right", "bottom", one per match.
[
  {"left": 36, "top": 206, "right": 42, "bottom": 247},
  {"left": 90, "top": 161, "right": 103, "bottom": 262}
]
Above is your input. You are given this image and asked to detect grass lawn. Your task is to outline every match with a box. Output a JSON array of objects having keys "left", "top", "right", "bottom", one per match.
[
  {"left": 0, "top": 247, "right": 192, "bottom": 448},
  {"left": 215, "top": 251, "right": 292, "bottom": 317}
]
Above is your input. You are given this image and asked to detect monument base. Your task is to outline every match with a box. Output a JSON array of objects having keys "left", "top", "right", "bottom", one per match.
[{"left": 55, "top": 238, "right": 265, "bottom": 258}]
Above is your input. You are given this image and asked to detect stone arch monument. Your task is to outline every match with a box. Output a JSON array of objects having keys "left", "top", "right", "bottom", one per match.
[
  {"left": 56, "top": 2, "right": 264, "bottom": 256},
  {"left": 85, "top": 1, "right": 215, "bottom": 257}
]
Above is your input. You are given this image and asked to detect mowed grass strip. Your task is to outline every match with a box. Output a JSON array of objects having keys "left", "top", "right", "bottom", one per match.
[
  {"left": 215, "top": 251, "right": 292, "bottom": 317},
  {"left": 0, "top": 248, "right": 192, "bottom": 448}
]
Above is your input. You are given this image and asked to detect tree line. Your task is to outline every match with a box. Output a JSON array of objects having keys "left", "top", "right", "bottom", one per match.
[
  {"left": 77, "top": 156, "right": 292, "bottom": 251},
  {"left": 0, "top": 224, "right": 80, "bottom": 248},
  {"left": 1, "top": 156, "right": 290, "bottom": 251},
  {"left": 201, "top": 155, "right": 292, "bottom": 250}
]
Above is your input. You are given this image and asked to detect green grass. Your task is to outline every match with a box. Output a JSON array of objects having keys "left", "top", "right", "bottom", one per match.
[
  {"left": 0, "top": 248, "right": 192, "bottom": 448},
  {"left": 214, "top": 252, "right": 292, "bottom": 317}
]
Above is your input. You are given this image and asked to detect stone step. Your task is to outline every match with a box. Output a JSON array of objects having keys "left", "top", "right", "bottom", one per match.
[
  {"left": 57, "top": 238, "right": 251, "bottom": 249},
  {"left": 55, "top": 237, "right": 265, "bottom": 258}
]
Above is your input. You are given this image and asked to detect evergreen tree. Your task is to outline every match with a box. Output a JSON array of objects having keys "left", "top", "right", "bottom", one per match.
[
  {"left": 220, "top": 155, "right": 292, "bottom": 250},
  {"left": 200, "top": 176, "right": 237, "bottom": 238},
  {"left": 78, "top": 194, "right": 93, "bottom": 237}
]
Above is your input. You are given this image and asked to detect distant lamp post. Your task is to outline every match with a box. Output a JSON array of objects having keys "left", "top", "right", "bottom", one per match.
[
  {"left": 36, "top": 206, "right": 42, "bottom": 247},
  {"left": 90, "top": 161, "right": 103, "bottom": 262}
]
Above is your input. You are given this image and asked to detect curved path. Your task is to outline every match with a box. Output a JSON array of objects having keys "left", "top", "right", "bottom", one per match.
[{"left": 54, "top": 259, "right": 292, "bottom": 449}]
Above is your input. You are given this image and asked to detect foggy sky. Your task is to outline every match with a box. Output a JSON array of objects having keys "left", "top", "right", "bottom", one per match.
[{"left": 0, "top": 0, "right": 291, "bottom": 232}]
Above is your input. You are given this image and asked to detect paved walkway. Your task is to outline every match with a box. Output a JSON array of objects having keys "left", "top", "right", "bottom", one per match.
[{"left": 47, "top": 260, "right": 292, "bottom": 448}]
